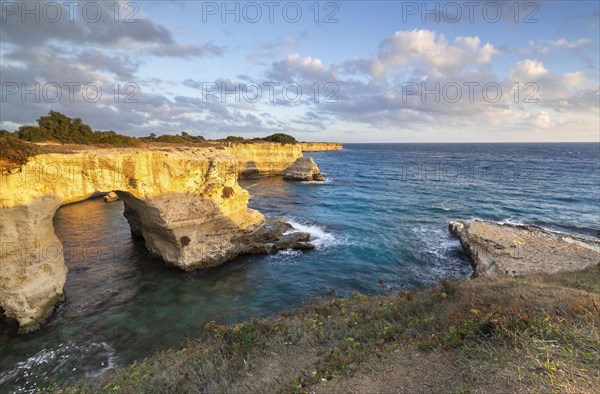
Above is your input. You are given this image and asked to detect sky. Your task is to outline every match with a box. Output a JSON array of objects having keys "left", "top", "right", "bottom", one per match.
[{"left": 1, "top": 0, "right": 599, "bottom": 142}]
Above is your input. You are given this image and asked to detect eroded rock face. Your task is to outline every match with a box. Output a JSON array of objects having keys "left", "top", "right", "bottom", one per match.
[
  {"left": 283, "top": 157, "right": 324, "bottom": 181},
  {"left": 0, "top": 146, "right": 312, "bottom": 332},
  {"left": 104, "top": 191, "right": 119, "bottom": 202},
  {"left": 299, "top": 142, "right": 343, "bottom": 152},
  {"left": 225, "top": 142, "right": 303, "bottom": 178},
  {"left": 449, "top": 220, "right": 600, "bottom": 277}
]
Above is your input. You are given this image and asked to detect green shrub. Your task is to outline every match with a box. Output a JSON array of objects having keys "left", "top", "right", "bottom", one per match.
[
  {"left": 142, "top": 132, "right": 205, "bottom": 143},
  {"left": 225, "top": 136, "right": 245, "bottom": 142},
  {"left": 14, "top": 111, "right": 140, "bottom": 146},
  {"left": 262, "top": 133, "right": 297, "bottom": 144}
]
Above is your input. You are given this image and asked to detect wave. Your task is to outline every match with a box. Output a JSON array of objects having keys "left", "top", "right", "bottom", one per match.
[
  {"left": 497, "top": 216, "right": 528, "bottom": 225},
  {"left": 0, "top": 341, "right": 115, "bottom": 392},
  {"left": 411, "top": 225, "right": 473, "bottom": 280},
  {"left": 283, "top": 218, "right": 354, "bottom": 250},
  {"left": 267, "top": 248, "right": 303, "bottom": 263},
  {"left": 300, "top": 177, "right": 333, "bottom": 185}
]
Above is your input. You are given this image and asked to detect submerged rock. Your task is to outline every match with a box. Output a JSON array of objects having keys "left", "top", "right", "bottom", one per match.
[
  {"left": 104, "top": 191, "right": 119, "bottom": 202},
  {"left": 449, "top": 220, "right": 600, "bottom": 277},
  {"left": 283, "top": 157, "right": 324, "bottom": 181},
  {"left": 233, "top": 217, "right": 314, "bottom": 254}
]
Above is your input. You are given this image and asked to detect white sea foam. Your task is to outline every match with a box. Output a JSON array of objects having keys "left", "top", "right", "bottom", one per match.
[
  {"left": 300, "top": 177, "right": 333, "bottom": 185},
  {"left": 466, "top": 216, "right": 529, "bottom": 226},
  {"left": 413, "top": 225, "right": 461, "bottom": 261},
  {"left": 411, "top": 225, "right": 472, "bottom": 280},
  {"left": 268, "top": 248, "right": 303, "bottom": 263},
  {"left": 284, "top": 220, "right": 338, "bottom": 249},
  {"left": 498, "top": 216, "right": 528, "bottom": 225},
  {"left": 0, "top": 341, "right": 115, "bottom": 391}
]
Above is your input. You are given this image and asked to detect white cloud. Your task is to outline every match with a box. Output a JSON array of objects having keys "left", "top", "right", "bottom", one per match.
[
  {"left": 530, "top": 111, "right": 554, "bottom": 129},
  {"left": 519, "top": 41, "right": 550, "bottom": 56},
  {"left": 551, "top": 38, "right": 591, "bottom": 49},
  {"left": 369, "top": 30, "right": 498, "bottom": 80},
  {"left": 560, "top": 71, "right": 588, "bottom": 90},
  {"left": 509, "top": 59, "right": 548, "bottom": 80}
]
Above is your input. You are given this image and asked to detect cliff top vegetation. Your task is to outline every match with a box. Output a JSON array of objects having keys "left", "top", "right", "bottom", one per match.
[
  {"left": 2, "top": 111, "right": 298, "bottom": 147},
  {"left": 55, "top": 267, "right": 599, "bottom": 393}
]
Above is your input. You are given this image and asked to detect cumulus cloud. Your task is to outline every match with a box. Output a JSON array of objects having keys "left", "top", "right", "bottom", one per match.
[
  {"left": 369, "top": 30, "right": 498, "bottom": 80},
  {"left": 255, "top": 30, "right": 597, "bottom": 138},
  {"left": 560, "top": 71, "right": 588, "bottom": 90},
  {"left": 1, "top": 7, "right": 597, "bottom": 142},
  {"left": 509, "top": 59, "right": 549, "bottom": 80},
  {"left": 268, "top": 53, "right": 328, "bottom": 81},
  {"left": 0, "top": 1, "right": 223, "bottom": 59},
  {"left": 1, "top": 2, "right": 172, "bottom": 47},
  {"left": 529, "top": 111, "right": 554, "bottom": 129}
]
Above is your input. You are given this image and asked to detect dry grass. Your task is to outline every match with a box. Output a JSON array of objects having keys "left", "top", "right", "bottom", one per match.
[{"left": 54, "top": 267, "right": 600, "bottom": 394}]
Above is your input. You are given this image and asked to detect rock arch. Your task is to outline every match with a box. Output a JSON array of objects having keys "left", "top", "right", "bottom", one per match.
[{"left": 0, "top": 147, "right": 267, "bottom": 333}]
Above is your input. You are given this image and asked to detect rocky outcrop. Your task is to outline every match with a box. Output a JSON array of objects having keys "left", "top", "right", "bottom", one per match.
[
  {"left": 104, "top": 191, "right": 119, "bottom": 202},
  {"left": 299, "top": 142, "right": 343, "bottom": 152},
  {"left": 283, "top": 157, "right": 324, "bottom": 181},
  {"left": 0, "top": 146, "right": 312, "bottom": 333},
  {"left": 224, "top": 142, "right": 343, "bottom": 178},
  {"left": 449, "top": 220, "right": 600, "bottom": 277},
  {"left": 224, "top": 142, "right": 303, "bottom": 178}
]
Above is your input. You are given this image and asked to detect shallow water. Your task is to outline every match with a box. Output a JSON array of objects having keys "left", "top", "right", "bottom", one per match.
[{"left": 1, "top": 143, "right": 599, "bottom": 392}]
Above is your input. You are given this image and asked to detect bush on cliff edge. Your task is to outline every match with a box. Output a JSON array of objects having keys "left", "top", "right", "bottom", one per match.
[
  {"left": 262, "top": 133, "right": 297, "bottom": 144},
  {"left": 15, "top": 111, "right": 139, "bottom": 146},
  {"left": 0, "top": 136, "right": 40, "bottom": 171}
]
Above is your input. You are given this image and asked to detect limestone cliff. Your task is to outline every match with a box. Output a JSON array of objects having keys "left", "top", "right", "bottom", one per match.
[
  {"left": 0, "top": 146, "right": 311, "bottom": 333},
  {"left": 450, "top": 220, "right": 600, "bottom": 277},
  {"left": 299, "top": 142, "right": 343, "bottom": 152},
  {"left": 224, "top": 142, "right": 343, "bottom": 178},
  {"left": 224, "top": 142, "right": 303, "bottom": 178}
]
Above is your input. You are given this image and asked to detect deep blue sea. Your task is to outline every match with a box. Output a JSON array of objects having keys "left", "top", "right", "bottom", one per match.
[{"left": 1, "top": 143, "right": 599, "bottom": 392}]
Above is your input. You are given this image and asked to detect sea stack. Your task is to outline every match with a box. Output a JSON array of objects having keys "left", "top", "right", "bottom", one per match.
[{"left": 283, "top": 157, "right": 325, "bottom": 181}]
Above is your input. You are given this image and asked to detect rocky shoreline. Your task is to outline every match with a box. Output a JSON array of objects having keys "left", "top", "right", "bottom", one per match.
[
  {"left": 0, "top": 143, "right": 337, "bottom": 333},
  {"left": 450, "top": 219, "right": 600, "bottom": 277}
]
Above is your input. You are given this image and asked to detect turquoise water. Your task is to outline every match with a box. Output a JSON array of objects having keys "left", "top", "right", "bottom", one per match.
[{"left": 1, "top": 143, "right": 599, "bottom": 392}]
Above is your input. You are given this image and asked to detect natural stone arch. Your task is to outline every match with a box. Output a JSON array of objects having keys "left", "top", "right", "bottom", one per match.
[{"left": 0, "top": 147, "right": 266, "bottom": 333}]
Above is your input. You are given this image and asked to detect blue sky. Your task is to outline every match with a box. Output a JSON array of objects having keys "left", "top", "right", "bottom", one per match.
[{"left": 1, "top": 0, "right": 599, "bottom": 142}]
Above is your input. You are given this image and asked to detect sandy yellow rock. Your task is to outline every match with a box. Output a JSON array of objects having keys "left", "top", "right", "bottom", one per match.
[
  {"left": 224, "top": 142, "right": 303, "bottom": 177},
  {"left": 0, "top": 146, "right": 264, "bottom": 332},
  {"left": 299, "top": 142, "right": 343, "bottom": 152}
]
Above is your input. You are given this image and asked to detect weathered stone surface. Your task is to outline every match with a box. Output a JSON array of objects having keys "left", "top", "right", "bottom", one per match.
[
  {"left": 0, "top": 146, "right": 314, "bottom": 333},
  {"left": 299, "top": 142, "right": 343, "bottom": 152},
  {"left": 283, "top": 157, "right": 324, "bottom": 182},
  {"left": 104, "top": 191, "right": 119, "bottom": 202},
  {"left": 449, "top": 220, "right": 600, "bottom": 277},
  {"left": 222, "top": 142, "right": 342, "bottom": 178},
  {"left": 225, "top": 142, "right": 303, "bottom": 178},
  {"left": 231, "top": 217, "right": 314, "bottom": 254}
]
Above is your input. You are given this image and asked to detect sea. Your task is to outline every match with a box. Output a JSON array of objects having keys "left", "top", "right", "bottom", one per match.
[{"left": 1, "top": 143, "right": 599, "bottom": 393}]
